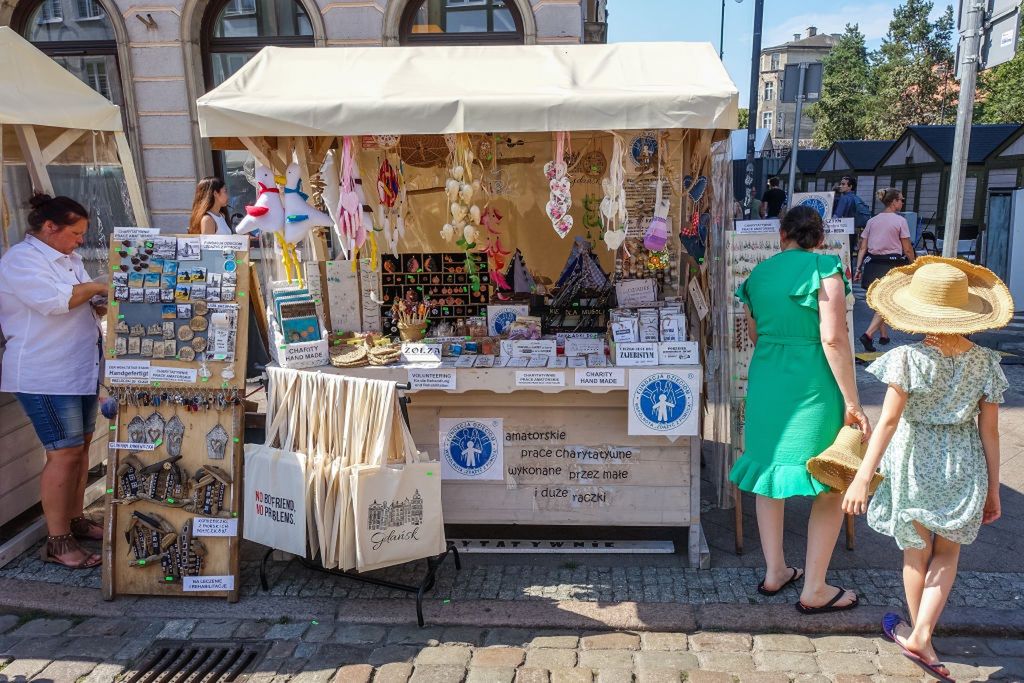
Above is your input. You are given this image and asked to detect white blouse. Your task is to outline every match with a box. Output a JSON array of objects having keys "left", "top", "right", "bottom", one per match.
[
  {"left": 0, "top": 235, "right": 101, "bottom": 394},
  {"left": 207, "top": 211, "right": 232, "bottom": 235}
]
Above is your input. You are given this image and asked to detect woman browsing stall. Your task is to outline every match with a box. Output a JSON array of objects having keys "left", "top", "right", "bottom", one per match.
[
  {"left": 189, "top": 176, "right": 232, "bottom": 235},
  {"left": 0, "top": 195, "right": 108, "bottom": 569}
]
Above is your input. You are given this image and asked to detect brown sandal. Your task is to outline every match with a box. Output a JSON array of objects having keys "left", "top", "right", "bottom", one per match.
[
  {"left": 70, "top": 515, "right": 104, "bottom": 541},
  {"left": 39, "top": 533, "right": 102, "bottom": 569}
]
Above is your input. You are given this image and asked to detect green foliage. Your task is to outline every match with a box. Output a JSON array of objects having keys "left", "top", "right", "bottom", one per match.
[
  {"left": 737, "top": 108, "right": 749, "bottom": 129},
  {"left": 808, "top": 24, "right": 872, "bottom": 146},
  {"left": 976, "top": 39, "right": 1024, "bottom": 123}
]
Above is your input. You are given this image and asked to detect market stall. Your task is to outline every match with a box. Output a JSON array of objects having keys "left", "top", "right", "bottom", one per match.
[
  {"left": 197, "top": 42, "right": 738, "bottom": 569},
  {"left": 0, "top": 27, "right": 149, "bottom": 566}
]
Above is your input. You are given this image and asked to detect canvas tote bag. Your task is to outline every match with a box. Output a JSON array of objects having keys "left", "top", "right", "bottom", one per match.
[{"left": 243, "top": 367, "right": 308, "bottom": 556}]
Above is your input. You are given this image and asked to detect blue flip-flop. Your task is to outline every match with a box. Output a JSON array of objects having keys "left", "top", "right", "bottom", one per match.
[
  {"left": 884, "top": 613, "right": 955, "bottom": 682},
  {"left": 881, "top": 612, "right": 905, "bottom": 642}
]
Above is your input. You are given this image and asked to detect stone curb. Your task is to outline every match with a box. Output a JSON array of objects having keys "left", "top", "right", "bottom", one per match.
[{"left": 1, "top": 578, "right": 1021, "bottom": 637}]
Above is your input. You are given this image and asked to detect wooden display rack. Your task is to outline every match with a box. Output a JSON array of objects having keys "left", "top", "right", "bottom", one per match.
[{"left": 101, "top": 237, "right": 250, "bottom": 601}]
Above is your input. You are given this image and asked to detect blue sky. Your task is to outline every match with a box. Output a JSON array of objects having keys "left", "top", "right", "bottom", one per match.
[{"left": 607, "top": 0, "right": 952, "bottom": 107}]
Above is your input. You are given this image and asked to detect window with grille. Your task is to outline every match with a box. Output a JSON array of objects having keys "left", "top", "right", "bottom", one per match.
[
  {"left": 762, "top": 111, "right": 773, "bottom": 129},
  {"left": 37, "top": 0, "right": 63, "bottom": 22},
  {"left": 770, "top": 53, "right": 780, "bottom": 70},
  {"left": 764, "top": 82, "right": 774, "bottom": 101},
  {"left": 77, "top": 0, "right": 104, "bottom": 19},
  {"left": 83, "top": 58, "right": 110, "bottom": 99},
  {"left": 401, "top": 0, "right": 523, "bottom": 44}
]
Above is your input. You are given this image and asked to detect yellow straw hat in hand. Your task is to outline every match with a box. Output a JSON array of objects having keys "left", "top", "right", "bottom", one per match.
[
  {"left": 866, "top": 256, "right": 1013, "bottom": 335},
  {"left": 807, "top": 426, "right": 883, "bottom": 494}
]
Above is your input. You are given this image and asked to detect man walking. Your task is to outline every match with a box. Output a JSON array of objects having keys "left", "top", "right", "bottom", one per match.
[
  {"left": 760, "top": 177, "right": 786, "bottom": 219},
  {"left": 833, "top": 175, "right": 859, "bottom": 258}
]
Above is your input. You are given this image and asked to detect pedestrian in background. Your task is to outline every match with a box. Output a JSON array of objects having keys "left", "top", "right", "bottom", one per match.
[
  {"left": 844, "top": 257, "right": 1012, "bottom": 683},
  {"left": 760, "top": 177, "right": 786, "bottom": 219},
  {"left": 188, "top": 176, "right": 231, "bottom": 235}
]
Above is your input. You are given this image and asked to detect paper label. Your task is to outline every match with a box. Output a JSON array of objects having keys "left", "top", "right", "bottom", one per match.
[
  {"left": 734, "top": 219, "right": 780, "bottom": 234},
  {"left": 687, "top": 278, "right": 710, "bottom": 321},
  {"left": 199, "top": 234, "right": 248, "bottom": 251},
  {"left": 546, "top": 356, "right": 568, "bottom": 368},
  {"left": 455, "top": 355, "right": 477, "bottom": 368},
  {"left": 401, "top": 343, "right": 443, "bottom": 364},
  {"left": 615, "top": 278, "right": 658, "bottom": 306},
  {"left": 408, "top": 369, "right": 457, "bottom": 391},
  {"left": 824, "top": 217, "right": 854, "bottom": 234},
  {"left": 149, "top": 366, "right": 198, "bottom": 384},
  {"left": 564, "top": 338, "right": 605, "bottom": 357},
  {"left": 659, "top": 341, "right": 700, "bottom": 365},
  {"left": 515, "top": 371, "right": 565, "bottom": 387},
  {"left": 108, "top": 441, "right": 157, "bottom": 451},
  {"left": 474, "top": 355, "right": 495, "bottom": 368},
  {"left": 575, "top": 368, "right": 626, "bottom": 387},
  {"left": 106, "top": 360, "right": 151, "bottom": 384},
  {"left": 587, "top": 354, "right": 608, "bottom": 367},
  {"left": 113, "top": 227, "right": 160, "bottom": 239},
  {"left": 628, "top": 368, "right": 702, "bottom": 437},
  {"left": 182, "top": 575, "right": 235, "bottom": 592},
  {"left": 192, "top": 518, "right": 239, "bottom": 537},
  {"left": 511, "top": 340, "right": 557, "bottom": 357},
  {"left": 611, "top": 319, "right": 638, "bottom": 343},
  {"left": 614, "top": 343, "right": 659, "bottom": 367},
  {"left": 280, "top": 340, "right": 328, "bottom": 369}
]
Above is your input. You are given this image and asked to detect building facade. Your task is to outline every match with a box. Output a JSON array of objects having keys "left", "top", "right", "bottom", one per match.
[
  {"left": 1, "top": 0, "right": 607, "bottom": 232},
  {"left": 758, "top": 26, "right": 837, "bottom": 150}
]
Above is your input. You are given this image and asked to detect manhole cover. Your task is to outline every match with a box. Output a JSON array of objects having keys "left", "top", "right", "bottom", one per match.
[{"left": 120, "top": 639, "right": 269, "bottom": 683}]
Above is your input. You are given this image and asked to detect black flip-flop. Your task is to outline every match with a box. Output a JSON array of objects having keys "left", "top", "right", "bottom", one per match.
[
  {"left": 757, "top": 567, "right": 803, "bottom": 596},
  {"left": 795, "top": 587, "right": 859, "bottom": 614},
  {"left": 893, "top": 636, "right": 955, "bottom": 682},
  {"left": 879, "top": 336, "right": 891, "bottom": 346}
]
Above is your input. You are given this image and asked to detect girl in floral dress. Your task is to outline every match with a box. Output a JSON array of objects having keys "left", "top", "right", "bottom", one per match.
[{"left": 843, "top": 256, "right": 1013, "bottom": 682}]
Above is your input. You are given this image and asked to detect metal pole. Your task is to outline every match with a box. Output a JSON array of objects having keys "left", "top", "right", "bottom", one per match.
[
  {"left": 787, "top": 63, "right": 807, "bottom": 199},
  {"left": 720, "top": 0, "right": 726, "bottom": 59},
  {"left": 942, "top": 0, "right": 984, "bottom": 258},
  {"left": 743, "top": 0, "right": 765, "bottom": 218}
]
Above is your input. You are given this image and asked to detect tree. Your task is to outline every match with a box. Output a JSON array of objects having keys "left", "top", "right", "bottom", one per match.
[
  {"left": 976, "top": 30, "right": 1024, "bottom": 123},
  {"left": 737, "top": 108, "right": 749, "bottom": 129},
  {"left": 807, "top": 24, "right": 872, "bottom": 146},
  {"left": 866, "top": 0, "right": 956, "bottom": 139}
]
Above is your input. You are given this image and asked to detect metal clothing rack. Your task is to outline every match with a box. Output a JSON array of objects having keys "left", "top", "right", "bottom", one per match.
[{"left": 257, "top": 381, "right": 460, "bottom": 627}]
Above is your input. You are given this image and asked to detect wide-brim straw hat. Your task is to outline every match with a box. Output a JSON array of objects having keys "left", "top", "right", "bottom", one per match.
[
  {"left": 807, "top": 426, "right": 883, "bottom": 494},
  {"left": 866, "top": 256, "right": 1013, "bottom": 335}
]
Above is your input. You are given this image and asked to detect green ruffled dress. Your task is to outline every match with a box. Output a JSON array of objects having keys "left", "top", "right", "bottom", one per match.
[{"left": 729, "top": 250, "right": 850, "bottom": 499}]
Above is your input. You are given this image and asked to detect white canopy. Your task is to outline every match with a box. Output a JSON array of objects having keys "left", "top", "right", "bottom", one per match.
[
  {"left": 197, "top": 42, "right": 739, "bottom": 137},
  {"left": 0, "top": 27, "right": 123, "bottom": 132}
]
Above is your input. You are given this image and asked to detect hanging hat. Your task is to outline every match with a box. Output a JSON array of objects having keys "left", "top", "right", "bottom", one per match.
[
  {"left": 806, "top": 426, "right": 882, "bottom": 494},
  {"left": 866, "top": 256, "right": 1013, "bottom": 335}
]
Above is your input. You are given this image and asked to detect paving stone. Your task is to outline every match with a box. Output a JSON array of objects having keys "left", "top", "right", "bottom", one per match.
[
  {"left": 374, "top": 662, "right": 415, "bottom": 683},
  {"left": 115, "top": 638, "right": 152, "bottom": 662},
  {"left": 59, "top": 635, "right": 122, "bottom": 659},
  {"left": 525, "top": 648, "right": 577, "bottom": 670},
  {"left": 10, "top": 618, "right": 73, "bottom": 637},
  {"left": 596, "top": 669, "right": 633, "bottom": 682},
  {"left": 266, "top": 621, "right": 311, "bottom": 640},
  {"left": 191, "top": 619, "right": 241, "bottom": 639},
  {"left": 409, "top": 664, "right": 468, "bottom": 683},
  {"left": 871, "top": 638, "right": 903, "bottom": 657},
  {"left": 811, "top": 636, "right": 876, "bottom": 654},
  {"left": 753, "top": 634, "right": 814, "bottom": 653},
  {"left": 736, "top": 674, "right": 791, "bottom": 683},
  {"left": 580, "top": 633, "right": 640, "bottom": 651},
  {"left": 0, "top": 615, "right": 18, "bottom": 635},
  {"left": 634, "top": 651, "right": 698, "bottom": 672},
  {"left": 0, "top": 657, "right": 50, "bottom": 679},
  {"left": 291, "top": 664, "right": 339, "bottom": 683},
  {"left": 415, "top": 645, "right": 473, "bottom": 668},
  {"left": 989, "top": 640, "right": 1024, "bottom": 657},
  {"left": 333, "top": 664, "right": 374, "bottom": 683},
  {"left": 66, "top": 617, "right": 131, "bottom": 638},
  {"left": 816, "top": 652, "right": 878, "bottom": 676},
  {"left": 689, "top": 633, "right": 753, "bottom": 653},
  {"left": 640, "top": 633, "right": 687, "bottom": 652},
  {"left": 472, "top": 647, "right": 525, "bottom": 668},
  {"left": 577, "top": 650, "right": 635, "bottom": 671},
  {"left": 697, "top": 651, "right": 756, "bottom": 672},
  {"left": 389, "top": 626, "right": 445, "bottom": 646},
  {"left": 0, "top": 635, "right": 67, "bottom": 658},
  {"left": 930, "top": 636, "right": 991, "bottom": 657},
  {"left": 333, "top": 625, "right": 387, "bottom": 646},
  {"left": 516, "top": 668, "right": 552, "bottom": 683},
  {"left": 791, "top": 676, "right": 829, "bottom": 683},
  {"left": 80, "top": 662, "right": 126, "bottom": 683},
  {"left": 236, "top": 621, "right": 272, "bottom": 638},
  {"left": 295, "top": 642, "right": 320, "bottom": 659},
  {"left": 875, "top": 654, "right": 923, "bottom": 677},
  {"left": 869, "top": 677, "right": 922, "bottom": 683},
  {"left": 32, "top": 658, "right": 97, "bottom": 681},
  {"left": 485, "top": 629, "right": 535, "bottom": 647},
  {"left": 443, "top": 627, "right": 485, "bottom": 646},
  {"left": 754, "top": 651, "right": 819, "bottom": 674},
  {"left": 684, "top": 672, "right": 732, "bottom": 683},
  {"left": 466, "top": 667, "right": 516, "bottom": 683},
  {"left": 942, "top": 662, "right": 983, "bottom": 682},
  {"left": 267, "top": 640, "right": 299, "bottom": 659},
  {"left": 157, "top": 619, "right": 197, "bottom": 639},
  {"left": 530, "top": 635, "right": 580, "bottom": 650},
  {"left": 548, "top": 668, "right": 592, "bottom": 683},
  {"left": 831, "top": 676, "right": 872, "bottom": 683},
  {"left": 369, "top": 645, "right": 422, "bottom": 667}
]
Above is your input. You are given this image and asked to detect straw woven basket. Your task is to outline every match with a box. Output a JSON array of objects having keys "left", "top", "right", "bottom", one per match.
[{"left": 806, "top": 426, "right": 883, "bottom": 494}]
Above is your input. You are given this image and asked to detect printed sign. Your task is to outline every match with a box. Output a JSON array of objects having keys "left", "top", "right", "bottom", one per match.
[
  {"left": 280, "top": 340, "right": 329, "bottom": 369},
  {"left": 487, "top": 304, "right": 529, "bottom": 336},
  {"left": 575, "top": 368, "right": 625, "bottom": 387},
  {"left": 614, "top": 343, "right": 659, "bottom": 367},
  {"left": 734, "top": 219, "right": 781, "bottom": 234},
  {"left": 615, "top": 278, "right": 658, "bottom": 307},
  {"left": 824, "top": 217, "right": 854, "bottom": 234},
  {"left": 192, "top": 518, "right": 239, "bottom": 537},
  {"left": 564, "top": 338, "right": 605, "bottom": 357},
  {"left": 108, "top": 441, "right": 157, "bottom": 451},
  {"left": 515, "top": 370, "right": 566, "bottom": 387},
  {"left": 687, "top": 278, "right": 710, "bottom": 321},
  {"left": 790, "top": 191, "right": 835, "bottom": 220},
  {"left": 511, "top": 340, "right": 557, "bottom": 357},
  {"left": 401, "top": 343, "right": 443, "bottom": 364},
  {"left": 149, "top": 366, "right": 198, "bottom": 384},
  {"left": 439, "top": 418, "right": 504, "bottom": 480},
  {"left": 408, "top": 369, "right": 457, "bottom": 391},
  {"left": 658, "top": 341, "right": 699, "bottom": 365},
  {"left": 183, "top": 575, "right": 235, "bottom": 592},
  {"left": 628, "top": 369, "right": 701, "bottom": 437},
  {"left": 106, "top": 360, "right": 151, "bottom": 384},
  {"left": 199, "top": 234, "right": 248, "bottom": 251},
  {"left": 113, "top": 227, "right": 160, "bottom": 239}
]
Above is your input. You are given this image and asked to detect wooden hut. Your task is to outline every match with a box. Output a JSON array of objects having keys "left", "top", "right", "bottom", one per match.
[
  {"left": 817, "top": 140, "right": 896, "bottom": 210},
  {"left": 778, "top": 148, "right": 827, "bottom": 192}
]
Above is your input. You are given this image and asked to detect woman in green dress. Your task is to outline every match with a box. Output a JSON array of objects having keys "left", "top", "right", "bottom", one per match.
[{"left": 730, "top": 206, "right": 871, "bottom": 613}]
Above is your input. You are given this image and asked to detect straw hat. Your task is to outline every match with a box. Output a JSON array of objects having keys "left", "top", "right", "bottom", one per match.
[
  {"left": 866, "top": 256, "right": 1013, "bottom": 335},
  {"left": 806, "top": 426, "right": 883, "bottom": 494}
]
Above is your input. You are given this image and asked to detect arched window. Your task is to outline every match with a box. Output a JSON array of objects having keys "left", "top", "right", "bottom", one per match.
[
  {"left": 14, "top": 0, "right": 124, "bottom": 106},
  {"left": 202, "top": 0, "right": 315, "bottom": 222},
  {"left": 400, "top": 0, "right": 524, "bottom": 45}
]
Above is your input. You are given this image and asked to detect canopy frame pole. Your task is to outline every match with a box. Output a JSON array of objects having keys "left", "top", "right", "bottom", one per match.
[
  {"left": 41, "top": 128, "right": 86, "bottom": 165},
  {"left": 291, "top": 136, "right": 329, "bottom": 262},
  {"left": 113, "top": 131, "right": 150, "bottom": 227},
  {"left": 238, "top": 136, "right": 272, "bottom": 169},
  {"left": 14, "top": 125, "right": 54, "bottom": 196},
  {"left": 1, "top": 123, "right": 7, "bottom": 252}
]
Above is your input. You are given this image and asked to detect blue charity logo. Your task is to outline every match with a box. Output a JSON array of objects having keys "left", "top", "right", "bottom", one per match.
[
  {"left": 632, "top": 373, "right": 693, "bottom": 431},
  {"left": 796, "top": 196, "right": 828, "bottom": 219},
  {"left": 444, "top": 421, "right": 497, "bottom": 477},
  {"left": 493, "top": 310, "right": 517, "bottom": 335}
]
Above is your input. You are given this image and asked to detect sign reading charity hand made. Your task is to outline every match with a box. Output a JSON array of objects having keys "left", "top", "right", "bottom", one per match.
[
  {"left": 627, "top": 369, "right": 701, "bottom": 437},
  {"left": 439, "top": 418, "right": 504, "bottom": 480}
]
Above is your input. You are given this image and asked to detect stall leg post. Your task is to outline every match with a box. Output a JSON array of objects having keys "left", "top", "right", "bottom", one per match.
[
  {"left": 733, "top": 484, "right": 744, "bottom": 555},
  {"left": 845, "top": 513, "right": 856, "bottom": 551}
]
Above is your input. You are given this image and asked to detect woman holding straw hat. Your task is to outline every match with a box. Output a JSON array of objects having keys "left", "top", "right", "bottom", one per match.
[
  {"left": 843, "top": 256, "right": 1012, "bottom": 682},
  {"left": 729, "top": 206, "right": 870, "bottom": 614}
]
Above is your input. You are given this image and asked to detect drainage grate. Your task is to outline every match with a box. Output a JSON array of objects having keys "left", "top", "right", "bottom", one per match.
[{"left": 120, "top": 639, "right": 270, "bottom": 683}]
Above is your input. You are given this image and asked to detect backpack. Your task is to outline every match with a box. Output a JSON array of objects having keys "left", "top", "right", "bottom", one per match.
[{"left": 853, "top": 196, "right": 872, "bottom": 229}]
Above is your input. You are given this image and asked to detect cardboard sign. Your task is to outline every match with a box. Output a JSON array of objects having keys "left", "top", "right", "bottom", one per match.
[
  {"left": 824, "top": 217, "right": 854, "bottom": 234},
  {"left": 575, "top": 368, "right": 626, "bottom": 387},
  {"left": 515, "top": 371, "right": 566, "bottom": 387},
  {"left": 734, "top": 219, "right": 781, "bottom": 234},
  {"left": 615, "top": 278, "right": 658, "bottom": 307},
  {"left": 280, "top": 340, "right": 329, "bottom": 369},
  {"left": 149, "top": 366, "right": 198, "bottom": 384},
  {"left": 564, "top": 338, "right": 605, "bottom": 357},
  {"left": 106, "top": 360, "right": 151, "bottom": 384},
  {"left": 439, "top": 417, "right": 504, "bottom": 480},
  {"left": 192, "top": 518, "right": 239, "bottom": 537},
  {"left": 659, "top": 341, "right": 699, "bottom": 365},
  {"left": 511, "top": 340, "right": 557, "bottom": 357},
  {"left": 183, "top": 575, "right": 235, "bottom": 592},
  {"left": 113, "top": 227, "right": 160, "bottom": 239},
  {"left": 614, "top": 343, "right": 659, "bottom": 367},
  {"left": 628, "top": 368, "right": 701, "bottom": 437},
  {"left": 401, "top": 343, "right": 443, "bottom": 364},
  {"left": 687, "top": 278, "right": 710, "bottom": 321},
  {"left": 199, "top": 234, "right": 248, "bottom": 251},
  {"left": 408, "top": 369, "right": 457, "bottom": 390},
  {"left": 108, "top": 442, "right": 157, "bottom": 451}
]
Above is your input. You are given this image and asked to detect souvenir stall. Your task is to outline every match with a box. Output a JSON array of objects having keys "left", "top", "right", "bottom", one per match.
[
  {"left": 197, "top": 42, "right": 738, "bottom": 570},
  {"left": 0, "top": 27, "right": 149, "bottom": 566}
]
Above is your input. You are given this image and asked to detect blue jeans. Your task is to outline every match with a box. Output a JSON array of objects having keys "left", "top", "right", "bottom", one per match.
[{"left": 14, "top": 393, "right": 99, "bottom": 451}]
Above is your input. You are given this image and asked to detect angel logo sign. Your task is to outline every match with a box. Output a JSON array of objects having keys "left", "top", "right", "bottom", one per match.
[
  {"left": 493, "top": 310, "right": 517, "bottom": 335},
  {"left": 630, "top": 371, "right": 694, "bottom": 434},
  {"left": 440, "top": 418, "right": 504, "bottom": 480}
]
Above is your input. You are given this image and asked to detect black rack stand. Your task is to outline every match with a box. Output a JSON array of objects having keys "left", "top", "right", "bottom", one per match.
[{"left": 256, "top": 381, "right": 460, "bottom": 627}]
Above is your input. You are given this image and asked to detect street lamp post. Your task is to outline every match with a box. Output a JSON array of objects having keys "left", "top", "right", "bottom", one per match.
[{"left": 743, "top": 0, "right": 765, "bottom": 218}]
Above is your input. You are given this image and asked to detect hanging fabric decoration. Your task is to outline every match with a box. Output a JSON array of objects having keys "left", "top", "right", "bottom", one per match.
[
  {"left": 544, "top": 131, "right": 574, "bottom": 238},
  {"left": 440, "top": 134, "right": 485, "bottom": 291},
  {"left": 319, "top": 149, "right": 343, "bottom": 256},
  {"left": 376, "top": 156, "right": 401, "bottom": 256},
  {"left": 600, "top": 134, "right": 628, "bottom": 251},
  {"left": 643, "top": 151, "right": 671, "bottom": 252},
  {"left": 481, "top": 207, "right": 512, "bottom": 295},
  {"left": 335, "top": 136, "right": 365, "bottom": 259}
]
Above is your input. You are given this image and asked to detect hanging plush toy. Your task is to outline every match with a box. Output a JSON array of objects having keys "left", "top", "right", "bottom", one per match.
[
  {"left": 643, "top": 156, "right": 671, "bottom": 252},
  {"left": 236, "top": 165, "right": 283, "bottom": 237},
  {"left": 600, "top": 135, "right": 628, "bottom": 251},
  {"left": 282, "top": 162, "right": 332, "bottom": 287},
  {"left": 319, "top": 150, "right": 344, "bottom": 257},
  {"left": 544, "top": 132, "right": 573, "bottom": 238},
  {"left": 336, "top": 136, "right": 366, "bottom": 258}
]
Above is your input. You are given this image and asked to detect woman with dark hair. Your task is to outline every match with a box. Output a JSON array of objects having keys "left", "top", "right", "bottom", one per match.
[
  {"left": 730, "top": 206, "right": 871, "bottom": 613},
  {"left": 0, "top": 194, "right": 107, "bottom": 569},
  {"left": 188, "top": 176, "right": 231, "bottom": 235}
]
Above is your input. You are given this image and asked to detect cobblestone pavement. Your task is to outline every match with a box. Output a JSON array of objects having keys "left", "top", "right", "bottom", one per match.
[{"left": 0, "top": 613, "right": 1022, "bottom": 682}]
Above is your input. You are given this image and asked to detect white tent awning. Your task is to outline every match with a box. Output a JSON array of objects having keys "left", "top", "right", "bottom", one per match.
[
  {"left": 197, "top": 42, "right": 739, "bottom": 138},
  {"left": 0, "top": 27, "right": 123, "bottom": 132}
]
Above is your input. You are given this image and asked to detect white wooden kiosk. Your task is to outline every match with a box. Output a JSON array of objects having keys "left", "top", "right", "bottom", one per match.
[
  {"left": 0, "top": 27, "right": 149, "bottom": 565},
  {"left": 197, "top": 42, "right": 738, "bottom": 569}
]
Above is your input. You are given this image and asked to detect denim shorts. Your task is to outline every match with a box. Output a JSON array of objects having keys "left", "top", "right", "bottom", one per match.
[{"left": 14, "top": 393, "right": 99, "bottom": 451}]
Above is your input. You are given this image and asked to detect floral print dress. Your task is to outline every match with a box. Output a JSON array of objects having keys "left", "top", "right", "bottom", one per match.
[{"left": 866, "top": 343, "right": 1008, "bottom": 549}]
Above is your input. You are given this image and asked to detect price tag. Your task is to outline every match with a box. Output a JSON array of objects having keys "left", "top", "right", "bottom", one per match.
[
  {"left": 192, "top": 518, "right": 238, "bottom": 537},
  {"left": 182, "top": 575, "right": 235, "bottom": 592}
]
